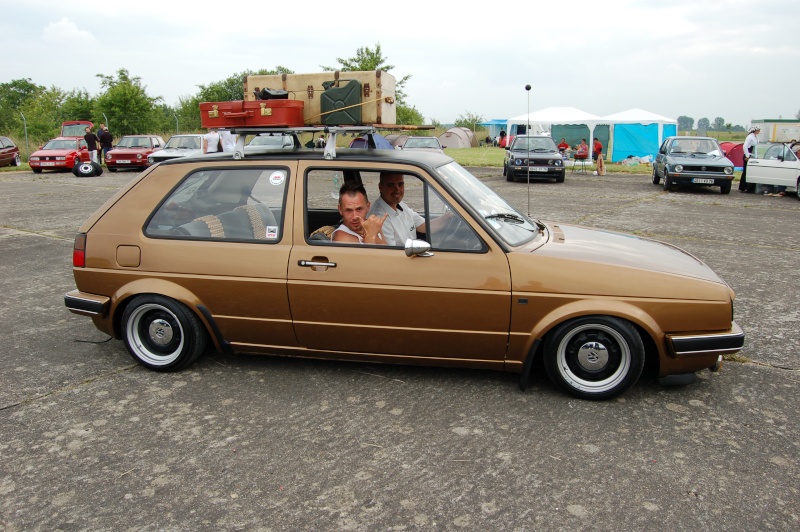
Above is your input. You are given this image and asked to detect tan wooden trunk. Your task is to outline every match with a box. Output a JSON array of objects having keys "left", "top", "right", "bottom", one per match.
[{"left": 243, "top": 70, "right": 396, "bottom": 126}]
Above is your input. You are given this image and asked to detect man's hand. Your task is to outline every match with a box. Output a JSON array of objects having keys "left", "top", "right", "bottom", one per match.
[{"left": 362, "top": 213, "right": 388, "bottom": 244}]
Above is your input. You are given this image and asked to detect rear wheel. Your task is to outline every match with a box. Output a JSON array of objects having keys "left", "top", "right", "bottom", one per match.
[
  {"left": 651, "top": 165, "right": 660, "bottom": 185},
  {"left": 797, "top": 178, "right": 800, "bottom": 201},
  {"left": 13, "top": 153, "right": 21, "bottom": 166},
  {"left": 121, "top": 295, "right": 207, "bottom": 371},
  {"left": 543, "top": 316, "right": 645, "bottom": 400}
]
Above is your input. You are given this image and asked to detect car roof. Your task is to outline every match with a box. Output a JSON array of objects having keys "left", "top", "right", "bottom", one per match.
[
  {"left": 668, "top": 136, "right": 717, "bottom": 141},
  {"left": 159, "top": 147, "right": 455, "bottom": 168}
]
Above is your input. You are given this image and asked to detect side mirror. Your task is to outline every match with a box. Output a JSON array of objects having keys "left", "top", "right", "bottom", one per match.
[{"left": 404, "top": 238, "right": 433, "bottom": 257}]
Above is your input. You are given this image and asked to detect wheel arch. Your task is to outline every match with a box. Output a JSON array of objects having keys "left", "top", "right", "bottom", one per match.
[{"left": 109, "top": 279, "right": 220, "bottom": 351}]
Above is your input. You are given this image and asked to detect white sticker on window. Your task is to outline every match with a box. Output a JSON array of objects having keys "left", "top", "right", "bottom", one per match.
[
  {"left": 266, "top": 226, "right": 279, "bottom": 239},
  {"left": 269, "top": 171, "right": 285, "bottom": 186}
]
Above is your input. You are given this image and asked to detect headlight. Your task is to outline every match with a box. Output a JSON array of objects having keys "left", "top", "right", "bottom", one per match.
[
  {"left": 137, "top": 154, "right": 143, "bottom": 160},
  {"left": 724, "top": 167, "right": 733, "bottom": 175},
  {"left": 554, "top": 159, "right": 562, "bottom": 166},
  {"left": 148, "top": 156, "right": 155, "bottom": 164},
  {"left": 106, "top": 153, "right": 111, "bottom": 160},
  {"left": 674, "top": 164, "right": 683, "bottom": 173},
  {"left": 55, "top": 156, "right": 66, "bottom": 161},
  {"left": 515, "top": 158, "right": 523, "bottom": 165}
]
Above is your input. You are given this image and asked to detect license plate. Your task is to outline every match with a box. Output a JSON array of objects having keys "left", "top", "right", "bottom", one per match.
[
  {"left": 530, "top": 167, "right": 548, "bottom": 172},
  {"left": 117, "top": 160, "right": 131, "bottom": 164},
  {"left": 692, "top": 178, "right": 714, "bottom": 184},
  {"left": 40, "top": 162, "right": 56, "bottom": 166}
]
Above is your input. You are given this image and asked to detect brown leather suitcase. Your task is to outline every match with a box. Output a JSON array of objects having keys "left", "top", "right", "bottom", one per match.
[
  {"left": 200, "top": 100, "right": 304, "bottom": 128},
  {"left": 243, "top": 71, "right": 396, "bottom": 126}
]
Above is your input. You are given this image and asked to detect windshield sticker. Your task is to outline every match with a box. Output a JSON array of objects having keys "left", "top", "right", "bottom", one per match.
[{"left": 269, "top": 171, "right": 286, "bottom": 186}]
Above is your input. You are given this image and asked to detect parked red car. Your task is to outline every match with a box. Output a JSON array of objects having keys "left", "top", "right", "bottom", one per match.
[
  {"left": 0, "top": 136, "right": 21, "bottom": 167},
  {"left": 28, "top": 137, "right": 90, "bottom": 173},
  {"left": 105, "top": 135, "right": 166, "bottom": 172}
]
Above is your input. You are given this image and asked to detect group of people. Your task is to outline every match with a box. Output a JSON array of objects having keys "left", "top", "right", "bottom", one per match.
[
  {"left": 330, "top": 172, "right": 453, "bottom": 246},
  {"left": 557, "top": 137, "right": 603, "bottom": 161},
  {"left": 202, "top": 128, "right": 238, "bottom": 154},
  {"left": 83, "top": 124, "right": 113, "bottom": 164}
]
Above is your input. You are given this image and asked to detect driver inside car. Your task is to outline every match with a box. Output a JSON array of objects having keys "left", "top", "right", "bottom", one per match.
[{"left": 368, "top": 172, "right": 454, "bottom": 246}]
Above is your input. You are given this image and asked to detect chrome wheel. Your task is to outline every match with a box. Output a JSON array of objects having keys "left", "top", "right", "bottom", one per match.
[{"left": 544, "top": 316, "right": 644, "bottom": 399}]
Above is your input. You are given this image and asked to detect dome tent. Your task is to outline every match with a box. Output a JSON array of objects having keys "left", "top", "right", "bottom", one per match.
[
  {"left": 348, "top": 132, "right": 393, "bottom": 149},
  {"left": 438, "top": 127, "right": 478, "bottom": 149},
  {"left": 719, "top": 142, "right": 744, "bottom": 169},
  {"left": 602, "top": 108, "right": 677, "bottom": 162}
]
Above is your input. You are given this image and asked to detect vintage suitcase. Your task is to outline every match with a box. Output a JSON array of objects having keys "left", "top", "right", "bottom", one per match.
[
  {"left": 243, "top": 70, "right": 396, "bottom": 126},
  {"left": 199, "top": 100, "right": 304, "bottom": 129}
]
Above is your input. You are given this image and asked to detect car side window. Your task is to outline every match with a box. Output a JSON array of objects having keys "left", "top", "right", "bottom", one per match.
[
  {"left": 764, "top": 145, "right": 781, "bottom": 160},
  {"left": 785, "top": 147, "right": 797, "bottom": 162},
  {"left": 145, "top": 168, "right": 288, "bottom": 242}
]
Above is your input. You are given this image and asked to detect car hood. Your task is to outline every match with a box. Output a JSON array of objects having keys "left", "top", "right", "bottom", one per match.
[
  {"left": 509, "top": 149, "right": 560, "bottom": 158},
  {"left": 111, "top": 147, "right": 155, "bottom": 155},
  {"left": 509, "top": 222, "right": 729, "bottom": 300},
  {"left": 31, "top": 149, "right": 77, "bottom": 157},
  {"left": 151, "top": 147, "right": 203, "bottom": 159},
  {"left": 667, "top": 153, "right": 733, "bottom": 166}
]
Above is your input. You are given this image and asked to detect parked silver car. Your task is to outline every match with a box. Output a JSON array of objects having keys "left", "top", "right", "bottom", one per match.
[
  {"left": 652, "top": 136, "right": 735, "bottom": 194},
  {"left": 148, "top": 134, "right": 205, "bottom": 165}
]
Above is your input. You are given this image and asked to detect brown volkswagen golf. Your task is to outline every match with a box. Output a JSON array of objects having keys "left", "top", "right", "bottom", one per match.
[{"left": 65, "top": 129, "right": 744, "bottom": 399}]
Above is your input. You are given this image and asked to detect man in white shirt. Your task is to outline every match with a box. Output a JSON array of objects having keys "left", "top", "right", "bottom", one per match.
[
  {"left": 739, "top": 126, "right": 760, "bottom": 193},
  {"left": 203, "top": 129, "right": 221, "bottom": 154},
  {"left": 367, "top": 172, "right": 427, "bottom": 246}
]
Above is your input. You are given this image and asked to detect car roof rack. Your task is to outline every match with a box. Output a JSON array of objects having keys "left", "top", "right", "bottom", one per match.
[{"left": 228, "top": 125, "right": 379, "bottom": 160}]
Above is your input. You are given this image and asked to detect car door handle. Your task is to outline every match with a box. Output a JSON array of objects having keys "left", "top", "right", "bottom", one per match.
[{"left": 298, "top": 259, "right": 337, "bottom": 268}]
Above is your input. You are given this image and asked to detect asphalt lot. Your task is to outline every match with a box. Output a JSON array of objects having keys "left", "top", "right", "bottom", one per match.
[{"left": 1, "top": 166, "right": 798, "bottom": 530}]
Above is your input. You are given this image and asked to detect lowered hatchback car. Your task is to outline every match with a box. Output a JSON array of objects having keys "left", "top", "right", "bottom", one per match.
[
  {"left": 504, "top": 134, "right": 565, "bottom": 183},
  {"left": 147, "top": 134, "right": 204, "bottom": 165},
  {"left": 106, "top": 135, "right": 166, "bottom": 172},
  {"left": 653, "top": 136, "right": 735, "bottom": 194},
  {"left": 64, "top": 128, "right": 744, "bottom": 400},
  {"left": 29, "top": 137, "right": 90, "bottom": 173}
]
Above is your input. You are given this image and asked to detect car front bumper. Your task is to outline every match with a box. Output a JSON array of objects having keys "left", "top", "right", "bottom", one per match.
[
  {"left": 668, "top": 173, "right": 734, "bottom": 186},
  {"left": 666, "top": 321, "right": 745, "bottom": 358}
]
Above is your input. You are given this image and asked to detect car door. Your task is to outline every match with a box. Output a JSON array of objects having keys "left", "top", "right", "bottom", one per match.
[
  {"left": 0, "top": 137, "right": 11, "bottom": 166},
  {"left": 655, "top": 140, "right": 669, "bottom": 177},
  {"left": 747, "top": 144, "right": 798, "bottom": 188},
  {"left": 286, "top": 162, "right": 512, "bottom": 368}
]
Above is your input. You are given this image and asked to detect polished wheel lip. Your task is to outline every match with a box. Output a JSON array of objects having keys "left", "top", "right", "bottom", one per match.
[
  {"left": 556, "top": 323, "right": 631, "bottom": 393},
  {"left": 126, "top": 303, "right": 184, "bottom": 366}
]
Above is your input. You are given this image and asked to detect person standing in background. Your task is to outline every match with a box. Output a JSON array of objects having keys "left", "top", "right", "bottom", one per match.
[
  {"left": 84, "top": 126, "right": 99, "bottom": 163},
  {"left": 203, "top": 128, "right": 221, "bottom": 154},
  {"left": 98, "top": 124, "right": 113, "bottom": 165},
  {"left": 739, "top": 126, "right": 760, "bottom": 193}
]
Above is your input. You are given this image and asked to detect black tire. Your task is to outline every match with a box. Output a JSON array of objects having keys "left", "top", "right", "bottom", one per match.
[
  {"left": 32, "top": 168, "right": 42, "bottom": 174},
  {"left": 121, "top": 295, "right": 208, "bottom": 371},
  {"left": 556, "top": 171, "right": 565, "bottom": 183},
  {"left": 651, "top": 165, "right": 660, "bottom": 185},
  {"left": 720, "top": 181, "right": 731, "bottom": 194},
  {"left": 502, "top": 164, "right": 507, "bottom": 177},
  {"left": 13, "top": 153, "right": 21, "bottom": 167},
  {"left": 663, "top": 172, "right": 672, "bottom": 191},
  {"left": 73, "top": 161, "right": 97, "bottom": 177},
  {"left": 543, "top": 316, "right": 645, "bottom": 400},
  {"left": 797, "top": 178, "right": 800, "bottom": 201}
]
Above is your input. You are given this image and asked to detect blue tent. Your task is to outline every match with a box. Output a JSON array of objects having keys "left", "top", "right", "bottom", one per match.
[
  {"left": 349, "top": 132, "right": 393, "bottom": 149},
  {"left": 603, "top": 109, "right": 677, "bottom": 162}
]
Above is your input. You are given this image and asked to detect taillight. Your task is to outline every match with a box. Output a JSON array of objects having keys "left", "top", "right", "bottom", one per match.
[{"left": 73, "top": 233, "right": 86, "bottom": 267}]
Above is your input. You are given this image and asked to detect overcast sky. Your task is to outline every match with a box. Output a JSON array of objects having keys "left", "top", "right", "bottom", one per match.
[{"left": 3, "top": 0, "right": 798, "bottom": 128}]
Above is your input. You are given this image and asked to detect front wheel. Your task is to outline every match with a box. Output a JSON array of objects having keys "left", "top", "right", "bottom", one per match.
[
  {"left": 720, "top": 181, "right": 731, "bottom": 194},
  {"left": 121, "top": 295, "right": 208, "bottom": 371},
  {"left": 32, "top": 168, "right": 42, "bottom": 174},
  {"left": 555, "top": 171, "right": 565, "bottom": 183},
  {"left": 663, "top": 172, "right": 673, "bottom": 191},
  {"left": 543, "top": 316, "right": 645, "bottom": 400},
  {"left": 651, "top": 165, "right": 660, "bottom": 185}
]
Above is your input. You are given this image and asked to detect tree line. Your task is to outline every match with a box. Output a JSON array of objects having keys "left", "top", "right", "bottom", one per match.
[
  {"left": 0, "top": 44, "right": 430, "bottom": 145},
  {"left": 677, "top": 116, "right": 745, "bottom": 133}
]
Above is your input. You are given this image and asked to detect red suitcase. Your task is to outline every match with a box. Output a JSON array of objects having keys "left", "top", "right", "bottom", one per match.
[{"left": 200, "top": 100, "right": 304, "bottom": 128}]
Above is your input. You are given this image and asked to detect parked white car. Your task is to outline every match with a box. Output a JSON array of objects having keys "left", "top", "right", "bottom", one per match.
[
  {"left": 148, "top": 134, "right": 205, "bottom": 165},
  {"left": 746, "top": 142, "right": 800, "bottom": 198}
]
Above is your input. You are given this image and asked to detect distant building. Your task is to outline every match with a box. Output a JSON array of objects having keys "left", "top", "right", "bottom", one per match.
[{"left": 751, "top": 119, "right": 800, "bottom": 143}]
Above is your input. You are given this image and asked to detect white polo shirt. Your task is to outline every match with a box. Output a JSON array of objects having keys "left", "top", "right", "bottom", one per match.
[{"left": 368, "top": 196, "right": 424, "bottom": 246}]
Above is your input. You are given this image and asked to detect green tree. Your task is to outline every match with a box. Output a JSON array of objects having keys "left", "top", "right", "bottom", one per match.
[
  {"left": 61, "top": 89, "right": 95, "bottom": 123},
  {"left": 454, "top": 111, "right": 485, "bottom": 130},
  {"left": 697, "top": 117, "right": 710, "bottom": 131},
  {"left": 677, "top": 115, "right": 694, "bottom": 131},
  {"left": 0, "top": 78, "right": 45, "bottom": 134},
  {"left": 712, "top": 117, "right": 725, "bottom": 131},
  {"left": 321, "top": 43, "right": 411, "bottom": 105},
  {"left": 18, "top": 87, "right": 67, "bottom": 142},
  {"left": 396, "top": 104, "right": 424, "bottom": 126},
  {"left": 95, "top": 69, "right": 163, "bottom": 135}
]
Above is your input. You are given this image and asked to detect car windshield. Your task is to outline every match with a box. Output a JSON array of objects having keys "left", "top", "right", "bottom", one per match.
[
  {"left": 511, "top": 137, "right": 558, "bottom": 152},
  {"left": 248, "top": 135, "right": 292, "bottom": 148},
  {"left": 435, "top": 161, "right": 540, "bottom": 247},
  {"left": 166, "top": 136, "right": 201, "bottom": 150},
  {"left": 118, "top": 137, "right": 152, "bottom": 148},
  {"left": 43, "top": 140, "right": 77, "bottom": 150},
  {"left": 61, "top": 124, "right": 89, "bottom": 136},
  {"left": 404, "top": 138, "right": 440, "bottom": 149},
  {"left": 669, "top": 139, "right": 721, "bottom": 156}
]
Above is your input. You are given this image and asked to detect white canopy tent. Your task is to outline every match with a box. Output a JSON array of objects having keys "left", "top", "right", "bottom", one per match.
[{"left": 506, "top": 107, "right": 605, "bottom": 137}]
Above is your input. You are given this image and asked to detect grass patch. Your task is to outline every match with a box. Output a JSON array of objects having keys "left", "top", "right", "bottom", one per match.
[{"left": 445, "top": 147, "right": 655, "bottom": 174}]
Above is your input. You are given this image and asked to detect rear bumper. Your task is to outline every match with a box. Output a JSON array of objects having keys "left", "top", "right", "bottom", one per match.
[
  {"left": 667, "top": 321, "right": 745, "bottom": 358},
  {"left": 65, "top": 290, "right": 110, "bottom": 317}
]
